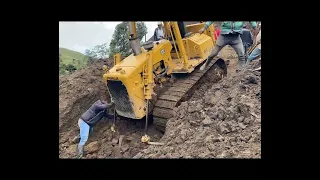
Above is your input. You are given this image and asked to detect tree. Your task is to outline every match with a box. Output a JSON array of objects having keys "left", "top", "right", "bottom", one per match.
[
  {"left": 93, "top": 43, "right": 109, "bottom": 59},
  {"left": 136, "top": 22, "right": 148, "bottom": 42},
  {"left": 85, "top": 43, "right": 109, "bottom": 62},
  {"left": 109, "top": 21, "right": 147, "bottom": 58}
]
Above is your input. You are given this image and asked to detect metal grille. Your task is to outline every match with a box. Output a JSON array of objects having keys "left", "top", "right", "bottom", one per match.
[{"left": 107, "top": 81, "right": 136, "bottom": 119}]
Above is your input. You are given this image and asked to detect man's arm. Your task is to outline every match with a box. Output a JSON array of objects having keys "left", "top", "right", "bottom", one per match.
[
  {"left": 199, "top": 21, "right": 214, "bottom": 34},
  {"left": 203, "top": 21, "right": 214, "bottom": 29},
  {"left": 106, "top": 102, "right": 114, "bottom": 108},
  {"left": 95, "top": 103, "right": 108, "bottom": 110}
]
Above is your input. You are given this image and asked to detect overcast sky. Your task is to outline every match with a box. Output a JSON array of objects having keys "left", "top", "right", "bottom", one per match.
[{"left": 59, "top": 21, "right": 158, "bottom": 54}]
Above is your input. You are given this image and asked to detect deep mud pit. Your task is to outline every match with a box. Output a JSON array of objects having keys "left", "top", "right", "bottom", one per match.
[{"left": 59, "top": 46, "right": 261, "bottom": 158}]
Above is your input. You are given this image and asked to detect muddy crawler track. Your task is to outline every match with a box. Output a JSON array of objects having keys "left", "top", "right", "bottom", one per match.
[{"left": 153, "top": 57, "right": 227, "bottom": 132}]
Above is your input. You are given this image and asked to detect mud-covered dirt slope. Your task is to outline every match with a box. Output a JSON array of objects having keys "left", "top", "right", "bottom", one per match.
[
  {"left": 59, "top": 60, "right": 112, "bottom": 133},
  {"left": 134, "top": 60, "right": 261, "bottom": 158}
]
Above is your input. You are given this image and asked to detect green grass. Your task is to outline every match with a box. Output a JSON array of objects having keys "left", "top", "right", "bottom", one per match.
[{"left": 59, "top": 47, "right": 89, "bottom": 69}]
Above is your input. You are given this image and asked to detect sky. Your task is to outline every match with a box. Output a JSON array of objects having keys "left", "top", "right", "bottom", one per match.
[{"left": 59, "top": 21, "right": 158, "bottom": 54}]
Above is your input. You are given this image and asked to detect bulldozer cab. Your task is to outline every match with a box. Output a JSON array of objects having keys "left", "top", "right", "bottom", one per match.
[{"left": 158, "top": 21, "right": 216, "bottom": 73}]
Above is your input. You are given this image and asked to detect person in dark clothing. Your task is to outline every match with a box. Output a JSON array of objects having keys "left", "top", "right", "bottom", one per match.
[
  {"left": 240, "top": 25, "right": 253, "bottom": 61},
  {"left": 154, "top": 22, "right": 165, "bottom": 41},
  {"left": 76, "top": 98, "right": 114, "bottom": 158}
]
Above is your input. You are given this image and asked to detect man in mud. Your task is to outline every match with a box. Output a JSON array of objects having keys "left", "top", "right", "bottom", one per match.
[
  {"left": 199, "top": 21, "right": 258, "bottom": 71},
  {"left": 76, "top": 97, "right": 114, "bottom": 158}
]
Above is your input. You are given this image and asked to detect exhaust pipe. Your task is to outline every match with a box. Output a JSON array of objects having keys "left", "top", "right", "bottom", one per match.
[
  {"left": 128, "top": 22, "right": 142, "bottom": 56},
  {"left": 130, "top": 38, "right": 142, "bottom": 56}
]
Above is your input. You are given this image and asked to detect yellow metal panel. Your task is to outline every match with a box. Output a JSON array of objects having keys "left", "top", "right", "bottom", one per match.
[
  {"left": 114, "top": 53, "right": 120, "bottom": 65},
  {"left": 172, "top": 22, "right": 189, "bottom": 70},
  {"left": 104, "top": 39, "right": 174, "bottom": 119},
  {"left": 185, "top": 23, "right": 205, "bottom": 33},
  {"left": 205, "top": 24, "right": 215, "bottom": 45}
]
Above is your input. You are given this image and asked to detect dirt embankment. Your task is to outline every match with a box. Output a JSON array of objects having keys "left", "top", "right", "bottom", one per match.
[{"left": 59, "top": 60, "right": 111, "bottom": 133}]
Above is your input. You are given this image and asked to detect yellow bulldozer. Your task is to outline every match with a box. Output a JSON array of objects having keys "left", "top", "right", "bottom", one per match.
[{"left": 103, "top": 21, "right": 227, "bottom": 141}]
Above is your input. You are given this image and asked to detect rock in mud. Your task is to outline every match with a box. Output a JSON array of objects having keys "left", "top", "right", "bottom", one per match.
[
  {"left": 123, "top": 152, "right": 131, "bottom": 158},
  {"left": 90, "top": 154, "right": 97, "bottom": 158},
  {"left": 97, "top": 155, "right": 104, "bottom": 159},
  {"left": 65, "top": 144, "right": 77, "bottom": 155},
  {"left": 71, "top": 135, "right": 80, "bottom": 144},
  {"left": 187, "top": 103, "right": 203, "bottom": 113},
  {"left": 104, "top": 150, "right": 113, "bottom": 156},
  {"left": 87, "top": 87, "right": 94, "bottom": 93},
  {"left": 111, "top": 138, "right": 119, "bottom": 145},
  {"left": 202, "top": 117, "right": 213, "bottom": 126},
  {"left": 121, "top": 144, "right": 130, "bottom": 152},
  {"left": 238, "top": 122, "right": 246, "bottom": 129},
  {"left": 208, "top": 96, "right": 217, "bottom": 105},
  {"left": 190, "top": 120, "right": 200, "bottom": 126},
  {"left": 133, "top": 152, "right": 143, "bottom": 159},
  {"left": 125, "top": 136, "right": 134, "bottom": 142},
  {"left": 244, "top": 118, "right": 251, "bottom": 125},
  {"left": 243, "top": 75, "right": 258, "bottom": 84},
  {"left": 60, "top": 136, "right": 69, "bottom": 144},
  {"left": 238, "top": 116, "right": 245, "bottom": 122},
  {"left": 217, "top": 122, "right": 230, "bottom": 134},
  {"left": 86, "top": 141, "right": 101, "bottom": 154},
  {"left": 257, "top": 128, "right": 261, "bottom": 136}
]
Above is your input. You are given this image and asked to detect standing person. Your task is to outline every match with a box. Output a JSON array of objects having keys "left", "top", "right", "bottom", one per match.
[
  {"left": 247, "top": 29, "right": 261, "bottom": 64},
  {"left": 154, "top": 22, "right": 165, "bottom": 41},
  {"left": 199, "top": 21, "right": 257, "bottom": 71},
  {"left": 214, "top": 24, "right": 220, "bottom": 41},
  {"left": 240, "top": 25, "right": 254, "bottom": 61},
  {"left": 214, "top": 24, "right": 221, "bottom": 57},
  {"left": 76, "top": 98, "right": 114, "bottom": 158}
]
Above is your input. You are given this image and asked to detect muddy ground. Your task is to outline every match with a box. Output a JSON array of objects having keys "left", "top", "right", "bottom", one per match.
[
  {"left": 135, "top": 65, "right": 261, "bottom": 158},
  {"left": 59, "top": 46, "right": 261, "bottom": 158}
]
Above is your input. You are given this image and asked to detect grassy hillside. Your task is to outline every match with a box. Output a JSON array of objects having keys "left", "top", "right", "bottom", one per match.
[{"left": 59, "top": 47, "right": 89, "bottom": 69}]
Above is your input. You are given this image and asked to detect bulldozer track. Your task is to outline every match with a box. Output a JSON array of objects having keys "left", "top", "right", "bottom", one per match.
[{"left": 152, "top": 57, "right": 227, "bottom": 132}]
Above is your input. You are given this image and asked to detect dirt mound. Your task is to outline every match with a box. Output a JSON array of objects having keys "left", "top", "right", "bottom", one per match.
[
  {"left": 134, "top": 63, "right": 261, "bottom": 158},
  {"left": 59, "top": 60, "right": 112, "bottom": 132}
]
